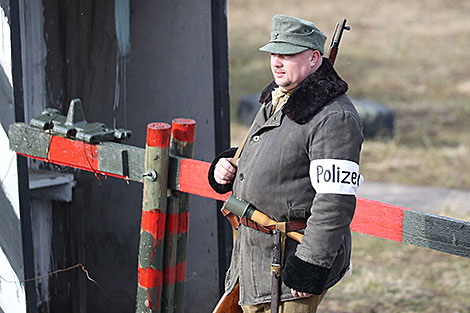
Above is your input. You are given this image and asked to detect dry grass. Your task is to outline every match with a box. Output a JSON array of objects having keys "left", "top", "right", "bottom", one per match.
[
  {"left": 227, "top": 0, "right": 470, "bottom": 189},
  {"left": 361, "top": 141, "right": 470, "bottom": 189},
  {"left": 320, "top": 232, "right": 470, "bottom": 313},
  {"left": 227, "top": 1, "right": 470, "bottom": 312}
]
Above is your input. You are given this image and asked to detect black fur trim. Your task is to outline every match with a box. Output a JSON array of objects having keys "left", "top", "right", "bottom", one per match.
[
  {"left": 259, "top": 80, "right": 277, "bottom": 104},
  {"left": 259, "top": 58, "right": 348, "bottom": 124},
  {"left": 282, "top": 254, "right": 330, "bottom": 295},
  {"left": 208, "top": 147, "right": 238, "bottom": 194}
]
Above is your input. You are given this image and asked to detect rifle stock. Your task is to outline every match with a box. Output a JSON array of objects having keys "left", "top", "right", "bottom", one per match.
[{"left": 212, "top": 283, "right": 243, "bottom": 313}]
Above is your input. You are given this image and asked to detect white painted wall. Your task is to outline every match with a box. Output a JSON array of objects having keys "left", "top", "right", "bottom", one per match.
[
  {"left": 0, "top": 247, "right": 26, "bottom": 313},
  {"left": 0, "top": 6, "right": 26, "bottom": 313},
  {"left": 0, "top": 8, "right": 12, "bottom": 86},
  {"left": 0, "top": 124, "right": 19, "bottom": 218},
  {"left": 0, "top": 0, "right": 18, "bottom": 219}
]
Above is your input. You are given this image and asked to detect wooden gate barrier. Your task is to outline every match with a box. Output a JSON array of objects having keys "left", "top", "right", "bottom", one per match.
[{"left": 8, "top": 105, "right": 470, "bottom": 312}]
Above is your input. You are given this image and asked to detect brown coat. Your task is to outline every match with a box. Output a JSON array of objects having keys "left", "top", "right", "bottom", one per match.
[{"left": 211, "top": 59, "right": 363, "bottom": 305}]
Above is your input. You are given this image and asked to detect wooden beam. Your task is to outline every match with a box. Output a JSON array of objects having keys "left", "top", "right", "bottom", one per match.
[
  {"left": 403, "top": 210, "right": 470, "bottom": 258},
  {"left": 352, "top": 197, "right": 406, "bottom": 243},
  {"left": 9, "top": 122, "right": 144, "bottom": 181},
  {"left": 9, "top": 122, "right": 470, "bottom": 258}
]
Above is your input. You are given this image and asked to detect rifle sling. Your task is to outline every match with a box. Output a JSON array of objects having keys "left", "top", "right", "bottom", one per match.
[
  {"left": 240, "top": 217, "right": 306, "bottom": 235},
  {"left": 231, "top": 117, "right": 256, "bottom": 167}
]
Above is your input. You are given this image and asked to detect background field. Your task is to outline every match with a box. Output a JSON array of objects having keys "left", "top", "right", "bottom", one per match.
[{"left": 227, "top": 1, "right": 470, "bottom": 312}]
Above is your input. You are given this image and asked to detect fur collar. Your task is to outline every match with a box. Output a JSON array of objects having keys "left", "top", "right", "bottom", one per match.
[{"left": 259, "top": 58, "right": 348, "bottom": 124}]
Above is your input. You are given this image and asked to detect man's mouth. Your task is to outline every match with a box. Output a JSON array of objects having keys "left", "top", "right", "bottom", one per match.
[{"left": 274, "top": 70, "right": 285, "bottom": 78}]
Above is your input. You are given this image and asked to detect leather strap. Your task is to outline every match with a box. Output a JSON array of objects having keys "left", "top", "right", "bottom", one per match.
[
  {"left": 240, "top": 217, "right": 306, "bottom": 235},
  {"left": 221, "top": 208, "right": 240, "bottom": 230},
  {"left": 230, "top": 121, "right": 255, "bottom": 167},
  {"left": 230, "top": 104, "right": 266, "bottom": 167}
]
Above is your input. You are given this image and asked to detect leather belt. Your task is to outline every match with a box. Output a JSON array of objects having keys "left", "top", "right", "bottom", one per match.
[{"left": 240, "top": 217, "right": 307, "bottom": 234}]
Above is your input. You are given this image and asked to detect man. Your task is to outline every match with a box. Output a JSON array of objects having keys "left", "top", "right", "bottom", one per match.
[{"left": 209, "top": 14, "right": 363, "bottom": 312}]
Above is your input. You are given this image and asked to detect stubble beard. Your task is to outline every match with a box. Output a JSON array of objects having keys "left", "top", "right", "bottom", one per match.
[{"left": 275, "top": 77, "right": 292, "bottom": 88}]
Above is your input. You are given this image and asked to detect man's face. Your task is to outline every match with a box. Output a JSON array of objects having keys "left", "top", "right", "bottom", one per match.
[{"left": 270, "top": 50, "right": 315, "bottom": 90}]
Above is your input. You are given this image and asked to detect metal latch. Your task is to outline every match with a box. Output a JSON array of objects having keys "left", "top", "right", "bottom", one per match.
[{"left": 29, "top": 98, "right": 132, "bottom": 144}]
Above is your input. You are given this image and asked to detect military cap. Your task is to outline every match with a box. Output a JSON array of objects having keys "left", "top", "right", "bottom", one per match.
[{"left": 259, "top": 14, "right": 327, "bottom": 55}]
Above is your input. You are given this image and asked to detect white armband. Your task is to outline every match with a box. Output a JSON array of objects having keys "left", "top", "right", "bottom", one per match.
[{"left": 309, "top": 159, "right": 363, "bottom": 195}]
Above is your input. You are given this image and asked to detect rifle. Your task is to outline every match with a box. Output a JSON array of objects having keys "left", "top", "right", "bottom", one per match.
[
  {"left": 327, "top": 18, "right": 351, "bottom": 66},
  {"left": 212, "top": 283, "right": 243, "bottom": 313}
]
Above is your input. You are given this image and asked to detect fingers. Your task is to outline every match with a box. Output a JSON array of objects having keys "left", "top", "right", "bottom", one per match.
[
  {"left": 214, "top": 158, "right": 237, "bottom": 184},
  {"left": 290, "top": 289, "right": 312, "bottom": 298}
]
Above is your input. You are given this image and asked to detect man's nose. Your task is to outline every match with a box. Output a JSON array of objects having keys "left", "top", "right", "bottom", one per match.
[{"left": 271, "top": 54, "right": 283, "bottom": 67}]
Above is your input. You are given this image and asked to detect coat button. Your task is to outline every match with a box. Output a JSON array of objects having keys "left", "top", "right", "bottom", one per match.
[
  {"left": 253, "top": 135, "right": 260, "bottom": 142},
  {"left": 239, "top": 173, "right": 245, "bottom": 181}
]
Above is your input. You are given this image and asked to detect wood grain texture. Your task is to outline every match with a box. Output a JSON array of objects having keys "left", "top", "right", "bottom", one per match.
[{"left": 403, "top": 210, "right": 470, "bottom": 258}]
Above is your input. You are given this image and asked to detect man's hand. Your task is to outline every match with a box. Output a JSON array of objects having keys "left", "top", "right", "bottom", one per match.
[
  {"left": 214, "top": 158, "right": 237, "bottom": 185},
  {"left": 291, "top": 289, "right": 312, "bottom": 298}
]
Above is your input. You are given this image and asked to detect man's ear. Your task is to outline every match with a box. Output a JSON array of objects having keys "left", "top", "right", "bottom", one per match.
[
  {"left": 310, "top": 50, "right": 321, "bottom": 64},
  {"left": 310, "top": 50, "right": 322, "bottom": 68}
]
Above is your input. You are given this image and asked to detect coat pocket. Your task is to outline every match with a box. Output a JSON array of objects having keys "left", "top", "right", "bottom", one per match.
[
  {"left": 287, "top": 200, "right": 308, "bottom": 220},
  {"left": 247, "top": 229, "right": 273, "bottom": 298}
]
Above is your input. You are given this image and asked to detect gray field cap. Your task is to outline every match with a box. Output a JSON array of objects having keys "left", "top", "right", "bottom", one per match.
[{"left": 259, "top": 14, "right": 327, "bottom": 55}]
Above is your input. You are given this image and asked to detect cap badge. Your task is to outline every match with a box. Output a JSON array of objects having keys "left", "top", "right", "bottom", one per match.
[{"left": 273, "top": 32, "right": 279, "bottom": 39}]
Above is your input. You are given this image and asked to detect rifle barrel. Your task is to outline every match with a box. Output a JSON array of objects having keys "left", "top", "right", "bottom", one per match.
[{"left": 327, "top": 18, "right": 350, "bottom": 66}]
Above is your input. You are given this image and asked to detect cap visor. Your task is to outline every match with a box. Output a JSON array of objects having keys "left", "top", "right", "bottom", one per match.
[{"left": 259, "top": 42, "right": 308, "bottom": 55}]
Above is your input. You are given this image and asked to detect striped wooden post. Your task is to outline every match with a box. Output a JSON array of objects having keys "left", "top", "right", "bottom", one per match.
[
  {"left": 161, "top": 196, "right": 181, "bottom": 313},
  {"left": 162, "top": 119, "right": 196, "bottom": 313},
  {"left": 136, "top": 122, "right": 171, "bottom": 313}
]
